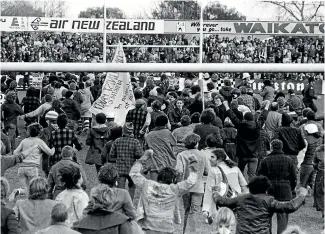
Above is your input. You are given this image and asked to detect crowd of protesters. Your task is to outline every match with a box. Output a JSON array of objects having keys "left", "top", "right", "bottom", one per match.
[
  {"left": 1, "top": 32, "right": 324, "bottom": 65},
  {"left": 1, "top": 69, "right": 324, "bottom": 234}
]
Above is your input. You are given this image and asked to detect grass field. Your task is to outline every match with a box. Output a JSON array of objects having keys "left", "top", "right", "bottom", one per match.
[{"left": 3, "top": 92, "right": 324, "bottom": 234}]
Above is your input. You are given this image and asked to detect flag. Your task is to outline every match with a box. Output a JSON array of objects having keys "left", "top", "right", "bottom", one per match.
[{"left": 89, "top": 43, "right": 135, "bottom": 126}]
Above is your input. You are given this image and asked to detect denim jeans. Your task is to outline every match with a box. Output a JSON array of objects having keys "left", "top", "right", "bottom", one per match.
[
  {"left": 299, "top": 164, "right": 315, "bottom": 187},
  {"left": 238, "top": 157, "right": 258, "bottom": 182},
  {"left": 117, "top": 175, "right": 135, "bottom": 200},
  {"left": 5, "top": 124, "right": 16, "bottom": 153},
  {"left": 18, "top": 167, "right": 39, "bottom": 195},
  {"left": 276, "top": 212, "right": 289, "bottom": 234},
  {"left": 182, "top": 192, "right": 203, "bottom": 234}
]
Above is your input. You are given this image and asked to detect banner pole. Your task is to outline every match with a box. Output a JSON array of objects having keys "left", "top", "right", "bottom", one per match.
[
  {"left": 199, "top": 2, "right": 205, "bottom": 110},
  {"left": 103, "top": 0, "right": 107, "bottom": 63}
]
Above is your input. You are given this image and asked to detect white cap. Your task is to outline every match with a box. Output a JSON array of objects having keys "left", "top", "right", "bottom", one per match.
[
  {"left": 305, "top": 124, "right": 318, "bottom": 134},
  {"left": 243, "top": 73, "right": 251, "bottom": 79}
]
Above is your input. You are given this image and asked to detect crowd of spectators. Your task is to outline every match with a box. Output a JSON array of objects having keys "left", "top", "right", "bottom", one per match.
[{"left": 1, "top": 31, "right": 323, "bottom": 65}]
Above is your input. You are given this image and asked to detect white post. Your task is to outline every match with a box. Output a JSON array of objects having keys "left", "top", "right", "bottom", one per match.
[
  {"left": 103, "top": 0, "right": 107, "bottom": 63},
  {"left": 199, "top": 1, "right": 206, "bottom": 109}
]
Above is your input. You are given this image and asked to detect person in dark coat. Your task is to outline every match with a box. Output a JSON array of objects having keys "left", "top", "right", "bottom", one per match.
[
  {"left": 257, "top": 140, "right": 297, "bottom": 234},
  {"left": 168, "top": 98, "right": 190, "bottom": 131},
  {"left": 193, "top": 109, "right": 223, "bottom": 150},
  {"left": 223, "top": 100, "right": 270, "bottom": 181},
  {"left": 272, "top": 113, "right": 306, "bottom": 171},
  {"left": 61, "top": 91, "right": 81, "bottom": 131},
  {"left": 302, "top": 76, "right": 318, "bottom": 113},
  {"left": 212, "top": 175, "right": 308, "bottom": 234},
  {"left": 89, "top": 79, "right": 102, "bottom": 101},
  {"left": 219, "top": 79, "right": 233, "bottom": 103},
  {"left": 85, "top": 113, "right": 110, "bottom": 172},
  {"left": 1, "top": 177, "right": 21, "bottom": 234}
]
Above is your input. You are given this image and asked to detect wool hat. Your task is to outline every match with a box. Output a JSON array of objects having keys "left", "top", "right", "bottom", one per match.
[
  {"left": 277, "top": 97, "right": 286, "bottom": 107},
  {"left": 271, "top": 139, "right": 283, "bottom": 151},
  {"left": 149, "top": 89, "right": 158, "bottom": 96},
  {"left": 69, "top": 83, "right": 77, "bottom": 90},
  {"left": 96, "top": 113, "right": 107, "bottom": 124},
  {"left": 47, "top": 86, "right": 55, "bottom": 95},
  {"left": 244, "top": 112, "right": 254, "bottom": 121},
  {"left": 305, "top": 124, "right": 318, "bottom": 134},
  {"left": 135, "top": 99, "right": 146, "bottom": 107},
  {"left": 282, "top": 113, "right": 292, "bottom": 126},
  {"left": 45, "top": 111, "right": 59, "bottom": 121},
  {"left": 122, "top": 122, "right": 134, "bottom": 136}
]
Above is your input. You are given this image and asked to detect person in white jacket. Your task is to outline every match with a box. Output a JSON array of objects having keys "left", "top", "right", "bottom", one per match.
[
  {"left": 9, "top": 123, "right": 55, "bottom": 201},
  {"left": 202, "top": 148, "right": 248, "bottom": 221}
]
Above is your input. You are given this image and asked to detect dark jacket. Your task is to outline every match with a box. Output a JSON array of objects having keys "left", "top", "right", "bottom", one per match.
[
  {"left": 272, "top": 127, "right": 306, "bottom": 156},
  {"left": 219, "top": 86, "right": 233, "bottom": 103},
  {"left": 226, "top": 108, "right": 268, "bottom": 159},
  {"left": 302, "top": 84, "right": 317, "bottom": 104},
  {"left": 1, "top": 202, "right": 21, "bottom": 234},
  {"left": 258, "top": 150, "right": 297, "bottom": 201},
  {"left": 188, "top": 98, "right": 203, "bottom": 115},
  {"left": 126, "top": 107, "right": 148, "bottom": 138},
  {"left": 85, "top": 125, "right": 110, "bottom": 166},
  {"left": 214, "top": 193, "right": 305, "bottom": 234},
  {"left": 48, "top": 158, "right": 88, "bottom": 199},
  {"left": 168, "top": 107, "right": 190, "bottom": 131},
  {"left": 90, "top": 85, "right": 102, "bottom": 101},
  {"left": 73, "top": 205, "right": 134, "bottom": 234},
  {"left": 62, "top": 98, "right": 81, "bottom": 121},
  {"left": 193, "top": 124, "right": 223, "bottom": 150}
]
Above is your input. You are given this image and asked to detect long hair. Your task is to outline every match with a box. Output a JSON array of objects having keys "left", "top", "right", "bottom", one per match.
[{"left": 212, "top": 149, "right": 237, "bottom": 168}]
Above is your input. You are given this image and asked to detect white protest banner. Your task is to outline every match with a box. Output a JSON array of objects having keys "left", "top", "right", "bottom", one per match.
[
  {"left": 89, "top": 43, "right": 135, "bottom": 126},
  {"left": 0, "top": 93, "right": 5, "bottom": 106},
  {"left": 16, "top": 73, "right": 43, "bottom": 90}
]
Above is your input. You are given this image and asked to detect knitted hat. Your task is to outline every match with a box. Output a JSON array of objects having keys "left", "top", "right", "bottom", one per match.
[
  {"left": 47, "top": 86, "right": 55, "bottom": 95},
  {"left": 122, "top": 122, "right": 134, "bottom": 136},
  {"left": 135, "top": 99, "right": 146, "bottom": 108},
  {"left": 281, "top": 113, "right": 292, "bottom": 126},
  {"left": 96, "top": 113, "right": 107, "bottom": 124},
  {"left": 271, "top": 139, "right": 283, "bottom": 151},
  {"left": 45, "top": 111, "right": 59, "bottom": 120},
  {"left": 69, "top": 83, "right": 77, "bottom": 90},
  {"left": 244, "top": 112, "right": 254, "bottom": 121},
  {"left": 277, "top": 96, "right": 285, "bottom": 107}
]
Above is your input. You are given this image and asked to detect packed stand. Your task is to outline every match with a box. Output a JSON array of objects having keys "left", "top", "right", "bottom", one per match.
[
  {"left": 1, "top": 32, "right": 324, "bottom": 66},
  {"left": 0, "top": 71, "right": 324, "bottom": 234}
]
